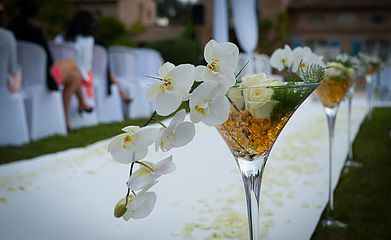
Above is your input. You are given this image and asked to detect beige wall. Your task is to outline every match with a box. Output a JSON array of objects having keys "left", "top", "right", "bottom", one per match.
[
  {"left": 118, "top": 0, "right": 156, "bottom": 26},
  {"left": 67, "top": 0, "right": 156, "bottom": 27}
]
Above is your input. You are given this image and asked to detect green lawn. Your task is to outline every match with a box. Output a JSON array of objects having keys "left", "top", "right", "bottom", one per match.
[{"left": 311, "top": 107, "right": 391, "bottom": 240}]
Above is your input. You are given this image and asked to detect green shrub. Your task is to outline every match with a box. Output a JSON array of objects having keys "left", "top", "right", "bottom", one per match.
[
  {"left": 97, "top": 16, "right": 127, "bottom": 45},
  {"left": 129, "top": 22, "right": 145, "bottom": 34},
  {"left": 146, "top": 38, "right": 200, "bottom": 65}
]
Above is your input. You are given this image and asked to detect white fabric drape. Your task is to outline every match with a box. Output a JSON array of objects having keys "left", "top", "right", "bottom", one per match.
[
  {"left": 231, "top": 0, "right": 259, "bottom": 74},
  {"left": 213, "top": 0, "right": 229, "bottom": 42}
]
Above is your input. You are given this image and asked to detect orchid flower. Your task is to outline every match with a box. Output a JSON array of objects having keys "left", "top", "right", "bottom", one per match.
[
  {"left": 291, "top": 47, "right": 324, "bottom": 72},
  {"left": 114, "top": 191, "right": 157, "bottom": 221},
  {"left": 146, "top": 62, "right": 195, "bottom": 116},
  {"left": 189, "top": 81, "right": 230, "bottom": 126},
  {"left": 108, "top": 126, "right": 158, "bottom": 164},
  {"left": 270, "top": 45, "right": 293, "bottom": 71},
  {"left": 195, "top": 39, "right": 239, "bottom": 93},
  {"left": 127, "top": 155, "right": 176, "bottom": 191},
  {"left": 155, "top": 109, "right": 195, "bottom": 152}
]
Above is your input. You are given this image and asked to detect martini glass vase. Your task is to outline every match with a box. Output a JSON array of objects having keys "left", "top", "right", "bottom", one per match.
[
  {"left": 344, "top": 81, "right": 362, "bottom": 168},
  {"left": 316, "top": 78, "right": 351, "bottom": 228},
  {"left": 365, "top": 73, "right": 374, "bottom": 120},
  {"left": 216, "top": 82, "right": 319, "bottom": 240}
]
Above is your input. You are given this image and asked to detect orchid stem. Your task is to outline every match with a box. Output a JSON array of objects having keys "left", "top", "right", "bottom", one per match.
[
  {"left": 125, "top": 161, "right": 136, "bottom": 205},
  {"left": 143, "top": 111, "right": 157, "bottom": 127},
  {"left": 152, "top": 118, "right": 167, "bottom": 128}
]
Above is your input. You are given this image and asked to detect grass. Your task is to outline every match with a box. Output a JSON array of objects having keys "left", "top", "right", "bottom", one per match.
[{"left": 311, "top": 107, "right": 391, "bottom": 240}]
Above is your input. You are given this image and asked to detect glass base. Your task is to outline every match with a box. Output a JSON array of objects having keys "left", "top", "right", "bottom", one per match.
[
  {"left": 321, "top": 217, "right": 347, "bottom": 228},
  {"left": 345, "top": 159, "right": 363, "bottom": 168}
]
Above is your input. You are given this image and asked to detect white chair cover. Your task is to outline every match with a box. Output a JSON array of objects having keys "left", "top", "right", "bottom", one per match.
[
  {"left": 213, "top": 0, "right": 229, "bottom": 42},
  {"left": 0, "top": 33, "right": 29, "bottom": 145},
  {"left": 0, "top": 93, "right": 29, "bottom": 145},
  {"left": 92, "top": 45, "right": 123, "bottom": 123},
  {"left": 134, "top": 48, "right": 164, "bottom": 114},
  {"left": 378, "top": 66, "right": 391, "bottom": 100},
  {"left": 109, "top": 46, "right": 151, "bottom": 119},
  {"left": 231, "top": 0, "right": 259, "bottom": 74},
  {"left": 50, "top": 43, "right": 99, "bottom": 129},
  {"left": 17, "top": 41, "right": 66, "bottom": 140}
]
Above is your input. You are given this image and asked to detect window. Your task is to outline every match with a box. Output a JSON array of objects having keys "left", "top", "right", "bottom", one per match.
[
  {"left": 309, "top": 16, "right": 324, "bottom": 27},
  {"left": 372, "top": 15, "right": 385, "bottom": 25},
  {"left": 334, "top": 13, "right": 357, "bottom": 26}
]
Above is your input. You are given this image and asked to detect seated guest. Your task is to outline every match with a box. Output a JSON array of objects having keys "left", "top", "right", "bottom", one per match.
[
  {"left": 8, "top": 0, "right": 92, "bottom": 131},
  {"left": 54, "top": 10, "right": 95, "bottom": 99},
  {"left": 56, "top": 10, "right": 132, "bottom": 103}
]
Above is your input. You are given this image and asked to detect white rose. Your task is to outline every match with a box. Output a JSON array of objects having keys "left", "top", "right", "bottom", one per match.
[
  {"left": 347, "top": 68, "right": 356, "bottom": 80},
  {"left": 239, "top": 73, "right": 282, "bottom": 118}
]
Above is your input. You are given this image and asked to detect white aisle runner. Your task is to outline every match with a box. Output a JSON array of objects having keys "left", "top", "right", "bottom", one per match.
[{"left": 0, "top": 94, "right": 368, "bottom": 240}]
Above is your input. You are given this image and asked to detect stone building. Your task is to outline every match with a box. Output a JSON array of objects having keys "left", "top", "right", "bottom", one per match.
[
  {"left": 288, "top": 0, "right": 391, "bottom": 59},
  {"left": 66, "top": 0, "right": 156, "bottom": 27}
]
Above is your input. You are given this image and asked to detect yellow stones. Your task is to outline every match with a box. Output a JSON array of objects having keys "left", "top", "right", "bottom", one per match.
[
  {"left": 217, "top": 110, "right": 291, "bottom": 160},
  {"left": 316, "top": 78, "right": 351, "bottom": 108}
]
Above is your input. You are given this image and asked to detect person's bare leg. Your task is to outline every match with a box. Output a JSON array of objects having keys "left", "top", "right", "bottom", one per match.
[
  {"left": 75, "top": 87, "right": 93, "bottom": 112},
  {"left": 110, "top": 74, "right": 132, "bottom": 103},
  {"left": 54, "top": 59, "right": 83, "bottom": 130}
]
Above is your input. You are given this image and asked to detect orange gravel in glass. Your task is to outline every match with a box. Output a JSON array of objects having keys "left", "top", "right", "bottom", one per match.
[
  {"left": 316, "top": 78, "right": 351, "bottom": 108},
  {"left": 217, "top": 109, "right": 291, "bottom": 160}
]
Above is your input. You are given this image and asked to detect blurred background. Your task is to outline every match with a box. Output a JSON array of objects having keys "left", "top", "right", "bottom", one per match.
[{"left": 1, "top": 0, "right": 390, "bottom": 65}]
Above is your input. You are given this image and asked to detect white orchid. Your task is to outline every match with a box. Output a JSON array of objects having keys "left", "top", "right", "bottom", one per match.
[
  {"left": 189, "top": 81, "right": 230, "bottom": 126},
  {"left": 155, "top": 109, "right": 195, "bottom": 152},
  {"left": 108, "top": 126, "right": 158, "bottom": 164},
  {"left": 146, "top": 62, "right": 195, "bottom": 116},
  {"left": 270, "top": 45, "right": 293, "bottom": 71},
  {"left": 114, "top": 191, "right": 157, "bottom": 221},
  {"left": 127, "top": 155, "right": 176, "bottom": 191},
  {"left": 195, "top": 39, "right": 239, "bottom": 93},
  {"left": 291, "top": 47, "right": 324, "bottom": 72}
]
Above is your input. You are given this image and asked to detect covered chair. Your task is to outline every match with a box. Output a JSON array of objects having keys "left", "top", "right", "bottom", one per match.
[
  {"left": 109, "top": 46, "right": 151, "bottom": 119},
  {"left": 49, "top": 43, "right": 99, "bottom": 128},
  {"left": 17, "top": 40, "right": 67, "bottom": 140},
  {"left": 92, "top": 45, "right": 123, "bottom": 123},
  {"left": 0, "top": 29, "right": 29, "bottom": 145}
]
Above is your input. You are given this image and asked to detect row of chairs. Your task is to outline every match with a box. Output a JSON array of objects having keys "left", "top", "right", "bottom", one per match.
[{"left": 0, "top": 41, "right": 163, "bottom": 146}]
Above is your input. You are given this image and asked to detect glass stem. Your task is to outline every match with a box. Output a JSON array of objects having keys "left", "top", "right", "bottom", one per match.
[
  {"left": 366, "top": 74, "right": 373, "bottom": 120},
  {"left": 236, "top": 155, "right": 268, "bottom": 240},
  {"left": 347, "top": 91, "right": 353, "bottom": 161},
  {"left": 324, "top": 106, "right": 339, "bottom": 217}
]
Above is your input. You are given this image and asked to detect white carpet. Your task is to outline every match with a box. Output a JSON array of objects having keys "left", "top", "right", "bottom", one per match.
[{"left": 0, "top": 93, "right": 369, "bottom": 240}]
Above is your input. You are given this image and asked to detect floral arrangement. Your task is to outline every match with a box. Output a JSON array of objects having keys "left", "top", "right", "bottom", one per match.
[
  {"left": 324, "top": 61, "right": 356, "bottom": 81},
  {"left": 269, "top": 45, "right": 325, "bottom": 83},
  {"left": 357, "top": 52, "right": 382, "bottom": 74},
  {"left": 107, "top": 40, "right": 325, "bottom": 221}
]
